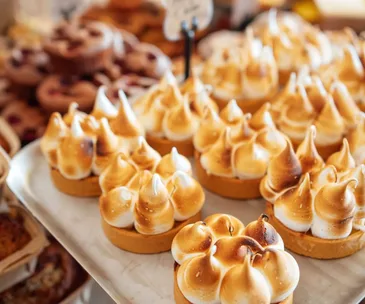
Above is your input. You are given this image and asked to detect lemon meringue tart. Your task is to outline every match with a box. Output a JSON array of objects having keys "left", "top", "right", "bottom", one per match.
[
  {"left": 99, "top": 140, "right": 205, "bottom": 254},
  {"left": 172, "top": 214, "right": 300, "bottom": 304},
  {"left": 133, "top": 71, "right": 218, "bottom": 157},
  {"left": 201, "top": 30, "right": 279, "bottom": 114},
  {"left": 261, "top": 127, "right": 365, "bottom": 259},
  {"left": 271, "top": 68, "right": 362, "bottom": 160},
  {"left": 193, "top": 100, "right": 287, "bottom": 199},
  {"left": 251, "top": 9, "right": 332, "bottom": 85},
  {"left": 41, "top": 87, "right": 144, "bottom": 197}
]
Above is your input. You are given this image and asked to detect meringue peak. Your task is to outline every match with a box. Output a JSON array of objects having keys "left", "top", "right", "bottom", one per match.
[
  {"left": 91, "top": 86, "right": 118, "bottom": 119},
  {"left": 327, "top": 139, "right": 356, "bottom": 172},
  {"left": 249, "top": 102, "right": 275, "bottom": 130},
  {"left": 220, "top": 99, "right": 244, "bottom": 125},
  {"left": 130, "top": 136, "right": 161, "bottom": 171},
  {"left": 70, "top": 116, "right": 84, "bottom": 138}
]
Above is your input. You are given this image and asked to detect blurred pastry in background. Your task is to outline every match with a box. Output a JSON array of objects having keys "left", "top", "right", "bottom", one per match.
[
  {"left": 1, "top": 100, "right": 47, "bottom": 144},
  {"left": 172, "top": 54, "right": 202, "bottom": 76},
  {"left": 0, "top": 74, "right": 17, "bottom": 110}
]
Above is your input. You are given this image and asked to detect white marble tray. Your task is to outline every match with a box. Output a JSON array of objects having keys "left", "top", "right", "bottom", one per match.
[{"left": 7, "top": 141, "right": 365, "bottom": 304}]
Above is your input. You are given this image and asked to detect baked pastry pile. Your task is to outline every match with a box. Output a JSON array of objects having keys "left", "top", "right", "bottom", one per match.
[
  {"left": 193, "top": 100, "right": 287, "bottom": 199},
  {"left": 172, "top": 214, "right": 299, "bottom": 304},
  {"left": 271, "top": 68, "right": 362, "bottom": 159},
  {"left": 40, "top": 87, "right": 144, "bottom": 196},
  {"left": 133, "top": 72, "right": 218, "bottom": 156},
  {"left": 99, "top": 140, "right": 205, "bottom": 253},
  {"left": 261, "top": 126, "right": 365, "bottom": 259}
]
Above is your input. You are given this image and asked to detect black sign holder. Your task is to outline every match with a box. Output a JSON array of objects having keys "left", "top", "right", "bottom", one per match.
[{"left": 181, "top": 17, "right": 198, "bottom": 81}]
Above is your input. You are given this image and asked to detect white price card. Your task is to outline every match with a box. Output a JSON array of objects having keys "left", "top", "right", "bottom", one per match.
[{"left": 163, "top": 0, "right": 214, "bottom": 41}]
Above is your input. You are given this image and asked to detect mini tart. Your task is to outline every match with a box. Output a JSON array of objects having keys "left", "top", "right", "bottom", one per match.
[
  {"left": 147, "top": 134, "right": 194, "bottom": 158},
  {"left": 101, "top": 211, "right": 201, "bottom": 254},
  {"left": 195, "top": 151, "right": 261, "bottom": 199},
  {"left": 173, "top": 264, "right": 294, "bottom": 304},
  {"left": 266, "top": 203, "right": 365, "bottom": 259},
  {"left": 172, "top": 214, "right": 299, "bottom": 304},
  {"left": 50, "top": 168, "right": 101, "bottom": 197}
]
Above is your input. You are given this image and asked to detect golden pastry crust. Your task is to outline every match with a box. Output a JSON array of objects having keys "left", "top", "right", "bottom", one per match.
[
  {"left": 173, "top": 264, "right": 294, "bottom": 304},
  {"left": 266, "top": 203, "right": 365, "bottom": 259},
  {"left": 50, "top": 167, "right": 101, "bottom": 197},
  {"left": 101, "top": 211, "right": 201, "bottom": 254},
  {"left": 195, "top": 151, "right": 261, "bottom": 199},
  {"left": 146, "top": 133, "right": 194, "bottom": 157}
]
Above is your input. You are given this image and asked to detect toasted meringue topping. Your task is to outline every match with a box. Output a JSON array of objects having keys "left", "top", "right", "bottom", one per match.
[
  {"left": 204, "top": 214, "right": 245, "bottom": 238},
  {"left": 314, "top": 96, "right": 346, "bottom": 146},
  {"left": 91, "top": 86, "right": 118, "bottom": 120},
  {"left": 162, "top": 96, "right": 200, "bottom": 141},
  {"left": 266, "top": 139, "right": 302, "bottom": 192},
  {"left": 312, "top": 179, "right": 357, "bottom": 239},
  {"left": 134, "top": 174, "right": 175, "bottom": 235},
  {"left": 99, "top": 186, "right": 136, "bottom": 228},
  {"left": 41, "top": 112, "right": 69, "bottom": 168},
  {"left": 326, "top": 139, "right": 356, "bottom": 173},
  {"left": 171, "top": 221, "right": 214, "bottom": 265},
  {"left": 130, "top": 137, "right": 161, "bottom": 171},
  {"left": 347, "top": 113, "right": 365, "bottom": 165},
  {"left": 173, "top": 213, "right": 300, "bottom": 304},
  {"left": 127, "top": 170, "right": 153, "bottom": 192},
  {"left": 253, "top": 249, "right": 300, "bottom": 303},
  {"left": 311, "top": 165, "right": 338, "bottom": 193},
  {"left": 180, "top": 70, "right": 207, "bottom": 95},
  {"left": 220, "top": 254, "right": 271, "bottom": 304},
  {"left": 63, "top": 103, "right": 87, "bottom": 126},
  {"left": 110, "top": 91, "right": 145, "bottom": 138},
  {"left": 232, "top": 139, "right": 270, "bottom": 179},
  {"left": 155, "top": 147, "right": 192, "bottom": 179},
  {"left": 274, "top": 173, "right": 314, "bottom": 232},
  {"left": 296, "top": 125, "right": 324, "bottom": 173},
  {"left": 99, "top": 153, "right": 137, "bottom": 193},
  {"left": 167, "top": 171, "right": 205, "bottom": 221},
  {"left": 92, "top": 118, "right": 127, "bottom": 176},
  {"left": 56, "top": 117, "right": 94, "bottom": 180},
  {"left": 160, "top": 83, "right": 183, "bottom": 108},
  {"left": 243, "top": 214, "right": 284, "bottom": 249},
  {"left": 200, "top": 128, "right": 234, "bottom": 178},
  {"left": 229, "top": 114, "right": 255, "bottom": 145},
  {"left": 193, "top": 107, "right": 224, "bottom": 153},
  {"left": 219, "top": 99, "right": 244, "bottom": 127},
  {"left": 255, "top": 126, "right": 287, "bottom": 155},
  {"left": 340, "top": 165, "right": 365, "bottom": 209},
  {"left": 249, "top": 103, "right": 275, "bottom": 130}
]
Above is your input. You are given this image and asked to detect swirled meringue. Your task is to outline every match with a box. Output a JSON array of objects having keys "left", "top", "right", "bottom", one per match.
[
  {"left": 347, "top": 113, "right": 365, "bottom": 165},
  {"left": 296, "top": 125, "right": 324, "bottom": 173},
  {"left": 326, "top": 139, "right": 356, "bottom": 174},
  {"left": 41, "top": 112, "right": 69, "bottom": 168},
  {"left": 99, "top": 153, "right": 137, "bottom": 193},
  {"left": 99, "top": 186, "right": 136, "bottom": 228},
  {"left": 155, "top": 147, "right": 192, "bottom": 179},
  {"left": 274, "top": 173, "right": 314, "bottom": 232},
  {"left": 219, "top": 99, "right": 244, "bottom": 127},
  {"left": 255, "top": 126, "right": 287, "bottom": 155},
  {"left": 130, "top": 136, "right": 161, "bottom": 171},
  {"left": 56, "top": 116, "right": 95, "bottom": 180},
  {"left": 249, "top": 103, "right": 275, "bottom": 131},
  {"left": 312, "top": 179, "right": 357, "bottom": 239},
  {"left": 63, "top": 102, "right": 87, "bottom": 126},
  {"left": 166, "top": 171, "right": 205, "bottom": 221},
  {"left": 134, "top": 174, "right": 174, "bottom": 235},
  {"left": 91, "top": 86, "right": 118, "bottom": 120},
  {"left": 162, "top": 96, "right": 200, "bottom": 141},
  {"left": 193, "top": 107, "right": 224, "bottom": 153},
  {"left": 340, "top": 165, "right": 365, "bottom": 209},
  {"left": 311, "top": 165, "right": 338, "bottom": 193}
]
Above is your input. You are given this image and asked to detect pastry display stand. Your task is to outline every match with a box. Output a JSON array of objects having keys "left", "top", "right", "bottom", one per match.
[{"left": 7, "top": 140, "right": 365, "bottom": 304}]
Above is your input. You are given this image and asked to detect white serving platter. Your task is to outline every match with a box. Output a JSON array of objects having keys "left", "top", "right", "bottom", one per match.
[{"left": 7, "top": 141, "right": 365, "bottom": 304}]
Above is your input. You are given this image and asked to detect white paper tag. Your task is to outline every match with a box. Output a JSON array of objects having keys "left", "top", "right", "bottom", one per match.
[{"left": 163, "top": 0, "right": 214, "bottom": 41}]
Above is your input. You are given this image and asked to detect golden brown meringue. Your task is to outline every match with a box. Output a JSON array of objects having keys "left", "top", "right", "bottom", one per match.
[
  {"left": 204, "top": 214, "right": 245, "bottom": 238},
  {"left": 219, "top": 99, "right": 244, "bottom": 128},
  {"left": 99, "top": 153, "right": 137, "bottom": 194},
  {"left": 40, "top": 112, "right": 69, "bottom": 168},
  {"left": 255, "top": 126, "right": 287, "bottom": 155},
  {"left": 248, "top": 102, "right": 275, "bottom": 131},
  {"left": 340, "top": 165, "right": 365, "bottom": 209},
  {"left": 347, "top": 113, "right": 365, "bottom": 165},
  {"left": 110, "top": 91, "right": 145, "bottom": 138},
  {"left": 310, "top": 165, "right": 338, "bottom": 193},
  {"left": 274, "top": 173, "right": 314, "bottom": 232},
  {"left": 167, "top": 171, "right": 205, "bottom": 221},
  {"left": 63, "top": 103, "right": 87, "bottom": 126},
  {"left": 155, "top": 147, "right": 192, "bottom": 179},
  {"left": 326, "top": 139, "right": 356, "bottom": 173},
  {"left": 56, "top": 117, "right": 95, "bottom": 180},
  {"left": 296, "top": 125, "right": 324, "bottom": 173},
  {"left": 193, "top": 107, "right": 224, "bottom": 153},
  {"left": 91, "top": 86, "right": 118, "bottom": 120},
  {"left": 313, "top": 178, "right": 357, "bottom": 239},
  {"left": 130, "top": 137, "right": 161, "bottom": 171},
  {"left": 266, "top": 139, "right": 302, "bottom": 192}
]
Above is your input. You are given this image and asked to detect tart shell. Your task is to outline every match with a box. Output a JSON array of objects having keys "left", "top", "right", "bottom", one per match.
[
  {"left": 50, "top": 167, "right": 101, "bottom": 197},
  {"left": 266, "top": 202, "right": 365, "bottom": 259},
  {"left": 173, "top": 264, "right": 294, "bottom": 304},
  {"left": 194, "top": 151, "right": 262, "bottom": 199},
  {"left": 101, "top": 211, "right": 201, "bottom": 254},
  {"left": 147, "top": 133, "right": 194, "bottom": 157}
]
